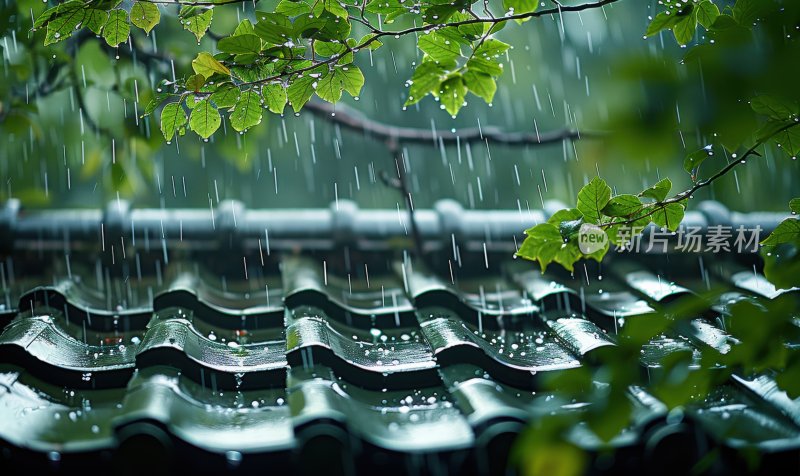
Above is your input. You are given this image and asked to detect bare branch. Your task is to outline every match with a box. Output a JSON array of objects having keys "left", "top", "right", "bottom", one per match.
[{"left": 302, "top": 101, "right": 602, "bottom": 147}]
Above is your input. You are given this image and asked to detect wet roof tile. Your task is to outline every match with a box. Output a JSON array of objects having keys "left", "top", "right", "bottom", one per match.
[{"left": 0, "top": 253, "right": 798, "bottom": 473}]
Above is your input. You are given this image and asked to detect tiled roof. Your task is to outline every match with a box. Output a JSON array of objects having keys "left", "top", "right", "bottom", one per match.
[{"left": 1, "top": 204, "right": 799, "bottom": 474}]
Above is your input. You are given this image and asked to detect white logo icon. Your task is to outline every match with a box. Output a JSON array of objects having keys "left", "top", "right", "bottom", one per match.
[{"left": 578, "top": 223, "right": 608, "bottom": 254}]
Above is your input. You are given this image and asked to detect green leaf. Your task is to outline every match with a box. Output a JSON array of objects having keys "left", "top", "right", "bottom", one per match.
[
  {"left": 262, "top": 83, "right": 288, "bottom": 114},
  {"left": 84, "top": 9, "right": 108, "bottom": 35},
  {"left": 287, "top": 75, "right": 317, "bottom": 112},
  {"left": 210, "top": 85, "right": 240, "bottom": 109},
  {"left": 321, "top": 0, "right": 348, "bottom": 19},
  {"left": 463, "top": 70, "right": 496, "bottom": 104},
  {"left": 233, "top": 53, "right": 259, "bottom": 65},
  {"left": 790, "top": 198, "right": 800, "bottom": 215},
  {"left": 44, "top": 2, "right": 85, "bottom": 46},
  {"left": 130, "top": 1, "right": 160, "bottom": 34},
  {"left": 254, "top": 12, "right": 293, "bottom": 44},
  {"left": 547, "top": 208, "right": 584, "bottom": 226},
  {"left": 683, "top": 146, "right": 714, "bottom": 178},
  {"left": 160, "top": 102, "right": 187, "bottom": 141},
  {"left": 466, "top": 57, "right": 503, "bottom": 76},
  {"left": 640, "top": 178, "right": 672, "bottom": 202},
  {"left": 761, "top": 218, "right": 800, "bottom": 246},
  {"left": 651, "top": 203, "right": 685, "bottom": 231},
  {"left": 316, "top": 70, "right": 343, "bottom": 103},
  {"left": 103, "top": 9, "right": 130, "bottom": 47},
  {"left": 230, "top": 91, "right": 263, "bottom": 132},
  {"left": 185, "top": 74, "right": 206, "bottom": 92},
  {"left": 775, "top": 127, "right": 800, "bottom": 157},
  {"left": 503, "top": 0, "right": 537, "bottom": 16},
  {"left": 672, "top": 13, "right": 697, "bottom": 45},
  {"left": 630, "top": 206, "right": 655, "bottom": 230},
  {"left": 710, "top": 13, "right": 741, "bottom": 31},
  {"left": 696, "top": 0, "right": 720, "bottom": 29},
  {"left": 602, "top": 194, "right": 642, "bottom": 217},
  {"left": 315, "top": 65, "right": 364, "bottom": 103},
  {"left": 144, "top": 82, "right": 171, "bottom": 116},
  {"left": 358, "top": 33, "right": 383, "bottom": 51},
  {"left": 276, "top": 0, "right": 312, "bottom": 17},
  {"left": 406, "top": 60, "right": 451, "bottom": 106},
  {"left": 755, "top": 119, "right": 790, "bottom": 142},
  {"left": 218, "top": 34, "right": 262, "bottom": 55},
  {"left": 437, "top": 27, "right": 472, "bottom": 46},
  {"left": 181, "top": 7, "right": 213, "bottom": 43},
  {"left": 296, "top": 11, "right": 351, "bottom": 42},
  {"left": 474, "top": 38, "right": 510, "bottom": 59},
  {"left": 421, "top": 4, "right": 462, "bottom": 24},
  {"left": 311, "top": 0, "right": 325, "bottom": 16},
  {"left": 576, "top": 177, "right": 612, "bottom": 224},
  {"left": 453, "top": 12, "right": 483, "bottom": 37},
  {"left": 314, "top": 41, "right": 347, "bottom": 57},
  {"left": 554, "top": 241, "right": 583, "bottom": 272},
  {"left": 776, "top": 357, "right": 800, "bottom": 399},
  {"left": 645, "top": 11, "right": 682, "bottom": 37},
  {"left": 437, "top": 76, "right": 467, "bottom": 118},
  {"left": 189, "top": 99, "right": 221, "bottom": 139},
  {"left": 185, "top": 94, "right": 199, "bottom": 109},
  {"left": 339, "top": 65, "right": 364, "bottom": 97},
  {"left": 751, "top": 96, "right": 798, "bottom": 120},
  {"left": 366, "top": 0, "right": 406, "bottom": 16},
  {"left": 516, "top": 223, "right": 564, "bottom": 272},
  {"left": 418, "top": 32, "right": 462, "bottom": 62},
  {"left": 732, "top": 0, "right": 772, "bottom": 25},
  {"left": 192, "top": 52, "right": 231, "bottom": 77},
  {"left": 231, "top": 62, "right": 275, "bottom": 83},
  {"left": 584, "top": 237, "right": 610, "bottom": 264},
  {"left": 34, "top": 3, "right": 65, "bottom": 31},
  {"left": 234, "top": 19, "right": 256, "bottom": 36},
  {"left": 761, "top": 241, "right": 800, "bottom": 290},
  {"left": 558, "top": 218, "right": 584, "bottom": 240}
]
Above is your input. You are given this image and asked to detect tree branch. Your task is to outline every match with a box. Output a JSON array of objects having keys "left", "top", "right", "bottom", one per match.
[
  {"left": 236, "top": 0, "right": 621, "bottom": 88},
  {"left": 302, "top": 100, "right": 602, "bottom": 147},
  {"left": 602, "top": 120, "right": 800, "bottom": 229},
  {"left": 138, "top": 0, "right": 262, "bottom": 5}
]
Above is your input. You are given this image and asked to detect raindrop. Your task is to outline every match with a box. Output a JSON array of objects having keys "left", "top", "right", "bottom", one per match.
[{"left": 225, "top": 451, "right": 243, "bottom": 467}]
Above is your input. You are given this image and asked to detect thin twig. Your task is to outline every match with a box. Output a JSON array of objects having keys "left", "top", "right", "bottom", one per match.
[
  {"left": 602, "top": 120, "right": 800, "bottom": 229},
  {"left": 379, "top": 145, "right": 427, "bottom": 264}
]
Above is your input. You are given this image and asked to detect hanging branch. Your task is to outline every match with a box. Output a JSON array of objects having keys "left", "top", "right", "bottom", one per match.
[
  {"left": 300, "top": 100, "right": 603, "bottom": 263},
  {"left": 300, "top": 100, "right": 602, "bottom": 263},
  {"left": 303, "top": 101, "right": 602, "bottom": 147}
]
